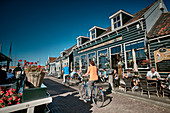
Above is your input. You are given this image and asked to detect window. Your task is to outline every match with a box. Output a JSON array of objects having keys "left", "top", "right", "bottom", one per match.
[
  {"left": 81, "top": 55, "right": 87, "bottom": 70},
  {"left": 75, "top": 57, "right": 80, "bottom": 71},
  {"left": 98, "top": 49, "right": 109, "bottom": 69},
  {"left": 113, "top": 15, "right": 121, "bottom": 29},
  {"left": 91, "top": 29, "right": 96, "bottom": 40},
  {"left": 111, "top": 46, "right": 121, "bottom": 54},
  {"left": 88, "top": 52, "right": 96, "bottom": 66},
  {"left": 125, "top": 41, "right": 148, "bottom": 68},
  {"left": 77, "top": 38, "right": 81, "bottom": 46}
]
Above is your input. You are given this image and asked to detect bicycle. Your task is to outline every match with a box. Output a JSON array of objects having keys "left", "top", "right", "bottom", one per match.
[
  {"left": 78, "top": 76, "right": 104, "bottom": 108},
  {"left": 64, "top": 74, "right": 70, "bottom": 86}
]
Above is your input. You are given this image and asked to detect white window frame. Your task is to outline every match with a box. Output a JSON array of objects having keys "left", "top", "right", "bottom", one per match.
[
  {"left": 109, "top": 44, "right": 122, "bottom": 68},
  {"left": 74, "top": 56, "right": 80, "bottom": 70},
  {"left": 90, "top": 29, "right": 96, "bottom": 40},
  {"left": 124, "top": 38, "right": 149, "bottom": 69},
  {"left": 80, "top": 54, "right": 87, "bottom": 70},
  {"left": 77, "top": 38, "right": 82, "bottom": 47},
  {"left": 87, "top": 51, "right": 96, "bottom": 67},
  {"left": 97, "top": 48, "right": 108, "bottom": 70},
  {"left": 111, "top": 13, "right": 122, "bottom": 30}
]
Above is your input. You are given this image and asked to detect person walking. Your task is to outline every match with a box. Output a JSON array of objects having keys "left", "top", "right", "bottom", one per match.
[
  {"left": 84, "top": 60, "right": 98, "bottom": 101},
  {"left": 62, "top": 65, "right": 70, "bottom": 83}
]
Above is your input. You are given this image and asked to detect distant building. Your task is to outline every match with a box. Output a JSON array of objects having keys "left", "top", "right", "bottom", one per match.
[{"left": 47, "top": 45, "right": 76, "bottom": 78}]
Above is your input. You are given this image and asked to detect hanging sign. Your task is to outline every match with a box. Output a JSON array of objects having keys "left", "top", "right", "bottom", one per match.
[{"left": 154, "top": 48, "right": 170, "bottom": 73}]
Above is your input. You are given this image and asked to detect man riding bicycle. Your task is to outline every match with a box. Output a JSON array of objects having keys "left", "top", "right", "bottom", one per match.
[
  {"left": 84, "top": 60, "right": 98, "bottom": 101},
  {"left": 62, "top": 65, "right": 70, "bottom": 83}
]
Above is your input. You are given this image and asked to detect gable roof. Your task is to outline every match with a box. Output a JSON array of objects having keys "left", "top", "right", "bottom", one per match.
[
  {"left": 48, "top": 57, "right": 57, "bottom": 63},
  {"left": 125, "top": 1, "right": 156, "bottom": 25},
  {"left": 98, "top": 1, "right": 156, "bottom": 38},
  {"left": 147, "top": 12, "right": 170, "bottom": 38},
  {"left": 63, "top": 44, "right": 77, "bottom": 57}
]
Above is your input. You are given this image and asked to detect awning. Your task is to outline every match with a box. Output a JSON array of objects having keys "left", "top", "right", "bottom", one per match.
[{"left": 0, "top": 52, "right": 12, "bottom": 62}]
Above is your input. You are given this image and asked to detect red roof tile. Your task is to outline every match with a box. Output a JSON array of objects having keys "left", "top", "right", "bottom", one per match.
[{"left": 147, "top": 12, "right": 170, "bottom": 38}]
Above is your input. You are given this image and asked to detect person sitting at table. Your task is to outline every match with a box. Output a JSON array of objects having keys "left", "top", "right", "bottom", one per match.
[
  {"left": 132, "top": 68, "right": 140, "bottom": 90},
  {"left": 70, "top": 69, "right": 77, "bottom": 80},
  {"left": 119, "top": 69, "right": 132, "bottom": 89},
  {"left": 162, "top": 74, "right": 170, "bottom": 89},
  {"left": 6, "top": 69, "right": 15, "bottom": 80},
  {"left": 146, "top": 67, "right": 160, "bottom": 79}
]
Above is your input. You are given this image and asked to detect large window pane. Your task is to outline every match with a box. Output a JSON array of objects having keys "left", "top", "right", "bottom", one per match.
[
  {"left": 88, "top": 52, "right": 96, "bottom": 66},
  {"left": 126, "top": 51, "right": 133, "bottom": 68},
  {"left": 98, "top": 49, "right": 108, "bottom": 69},
  {"left": 81, "top": 55, "right": 87, "bottom": 69},
  {"left": 75, "top": 57, "right": 80, "bottom": 71},
  {"left": 136, "top": 49, "right": 147, "bottom": 68}
]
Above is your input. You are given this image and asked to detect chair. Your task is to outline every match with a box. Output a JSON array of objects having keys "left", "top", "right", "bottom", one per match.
[
  {"left": 140, "top": 78, "right": 159, "bottom": 98},
  {"left": 162, "top": 78, "right": 170, "bottom": 98},
  {"left": 122, "top": 77, "right": 132, "bottom": 93}
]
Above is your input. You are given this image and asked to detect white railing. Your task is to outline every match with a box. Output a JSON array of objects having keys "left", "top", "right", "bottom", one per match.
[{"left": 0, "top": 97, "right": 52, "bottom": 113}]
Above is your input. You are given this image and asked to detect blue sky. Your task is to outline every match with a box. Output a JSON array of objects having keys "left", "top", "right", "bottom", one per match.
[{"left": 0, "top": 0, "right": 170, "bottom": 66}]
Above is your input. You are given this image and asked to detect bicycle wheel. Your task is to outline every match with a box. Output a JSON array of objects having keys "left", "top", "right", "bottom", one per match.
[
  {"left": 78, "top": 84, "right": 86, "bottom": 99},
  {"left": 92, "top": 87, "right": 104, "bottom": 108}
]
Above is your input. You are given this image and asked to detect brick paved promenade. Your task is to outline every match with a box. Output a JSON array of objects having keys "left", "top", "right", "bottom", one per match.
[{"left": 43, "top": 76, "right": 170, "bottom": 113}]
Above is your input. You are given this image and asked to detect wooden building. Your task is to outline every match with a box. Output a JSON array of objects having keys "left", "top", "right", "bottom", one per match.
[
  {"left": 72, "top": 0, "right": 168, "bottom": 75},
  {"left": 147, "top": 12, "right": 170, "bottom": 77}
]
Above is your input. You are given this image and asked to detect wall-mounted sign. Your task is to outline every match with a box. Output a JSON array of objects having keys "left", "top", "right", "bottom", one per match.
[
  {"left": 154, "top": 48, "right": 170, "bottom": 73},
  {"left": 78, "top": 36, "right": 122, "bottom": 54}
]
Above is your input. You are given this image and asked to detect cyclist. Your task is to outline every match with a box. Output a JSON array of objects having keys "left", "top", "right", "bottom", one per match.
[
  {"left": 62, "top": 65, "right": 70, "bottom": 83},
  {"left": 84, "top": 60, "right": 98, "bottom": 101}
]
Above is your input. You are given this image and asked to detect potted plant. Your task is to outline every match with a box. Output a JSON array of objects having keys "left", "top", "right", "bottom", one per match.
[{"left": 25, "top": 65, "right": 45, "bottom": 87}]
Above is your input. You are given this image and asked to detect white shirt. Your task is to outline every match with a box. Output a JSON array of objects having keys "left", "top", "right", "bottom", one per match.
[{"left": 146, "top": 71, "right": 160, "bottom": 78}]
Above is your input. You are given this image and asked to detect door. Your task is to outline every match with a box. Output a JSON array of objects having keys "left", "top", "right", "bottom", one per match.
[{"left": 111, "top": 54, "right": 121, "bottom": 70}]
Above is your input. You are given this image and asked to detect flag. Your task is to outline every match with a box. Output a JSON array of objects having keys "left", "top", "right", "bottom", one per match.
[{"left": 9, "top": 42, "right": 12, "bottom": 58}]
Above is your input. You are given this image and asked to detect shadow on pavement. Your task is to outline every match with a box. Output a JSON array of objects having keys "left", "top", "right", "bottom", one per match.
[
  {"left": 43, "top": 78, "right": 76, "bottom": 96},
  {"left": 102, "top": 91, "right": 113, "bottom": 107},
  {"left": 43, "top": 78, "right": 93, "bottom": 113}
]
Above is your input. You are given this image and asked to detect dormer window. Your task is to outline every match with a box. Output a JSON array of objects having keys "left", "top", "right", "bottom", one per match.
[
  {"left": 91, "top": 29, "right": 96, "bottom": 39},
  {"left": 77, "top": 37, "right": 81, "bottom": 47},
  {"left": 113, "top": 15, "right": 121, "bottom": 29},
  {"left": 78, "top": 38, "right": 81, "bottom": 46},
  {"left": 109, "top": 10, "right": 133, "bottom": 31},
  {"left": 77, "top": 36, "right": 90, "bottom": 47},
  {"left": 89, "top": 26, "right": 107, "bottom": 40}
]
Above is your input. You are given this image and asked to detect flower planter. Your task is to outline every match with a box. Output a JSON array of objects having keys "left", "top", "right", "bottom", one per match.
[
  {"left": 26, "top": 72, "right": 45, "bottom": 87},
  {"left": 22, "top": 84, "right": 47, "bottom": 102}
]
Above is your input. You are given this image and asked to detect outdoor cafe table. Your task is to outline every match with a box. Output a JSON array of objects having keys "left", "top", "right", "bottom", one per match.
[{"left": 147, "top": 78, "right": 166, "bottom": 92}]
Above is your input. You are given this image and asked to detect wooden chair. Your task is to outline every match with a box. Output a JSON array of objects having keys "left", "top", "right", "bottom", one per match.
[
  {"left": 140, "top": 78, "right": 159, "bottom": 98},
  {"left": 162, "top": 78, "right": 170, "bottom": 98},
  {"left": 121, "top": 77, "right": 132, "bottom": 93}
]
